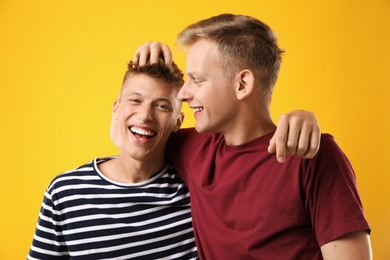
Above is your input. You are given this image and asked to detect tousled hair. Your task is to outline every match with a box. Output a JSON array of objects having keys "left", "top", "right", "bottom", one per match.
[{"left": 122, "top": 61, "right": 184, "bottom": 90}]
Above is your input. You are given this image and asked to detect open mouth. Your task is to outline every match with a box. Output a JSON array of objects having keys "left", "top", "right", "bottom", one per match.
[
  {"left": 192, "top": 106, "right": 203, "bottom": 113},
  {"left": 129, "top": 126, "right": 156, "bottom": 140}
]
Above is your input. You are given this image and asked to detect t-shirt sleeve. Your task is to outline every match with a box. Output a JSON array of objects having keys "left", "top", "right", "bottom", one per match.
[
  {"left": 28, "top": 184, "right": 69, "bottom": 259},
  {"left": 305, "top": 135, "right": 370, "bottom": 246}
]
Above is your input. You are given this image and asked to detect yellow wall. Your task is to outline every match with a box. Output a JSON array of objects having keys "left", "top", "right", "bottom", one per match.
[{"left": 1, "top": 0, "right": 389, "bottom": 259}]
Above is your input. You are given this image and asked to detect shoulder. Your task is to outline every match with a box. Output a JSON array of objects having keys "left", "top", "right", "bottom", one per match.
[
  {"left": 158, "top": 165, "right": 187, "bottom": 186},
  {"left": 47, "top": 159, "right": 98, "bottom": 192},
  {"left": 319, "top": 134, "right": 338, "bottom": 149},
  {"left": 306, "top": 134, "right": 356, "bottom": 182},
  {"left": 167, "top": 128, "right": 223, "bottom": 155},
  {"left": 316, "top": 134, "right": 350, "bottom": 164}
]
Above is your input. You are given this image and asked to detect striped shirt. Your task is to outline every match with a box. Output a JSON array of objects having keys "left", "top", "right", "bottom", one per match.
[{"left": 28, "top": 157, "right": 198, "bottom": 260}]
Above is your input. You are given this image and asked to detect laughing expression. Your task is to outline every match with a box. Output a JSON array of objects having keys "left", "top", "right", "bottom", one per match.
[
  {"left": 111, "top": 73, "right": 182, "bottom": 162},
  {"left": 177, "top": 39, "right": 239, "bottom": 135}
]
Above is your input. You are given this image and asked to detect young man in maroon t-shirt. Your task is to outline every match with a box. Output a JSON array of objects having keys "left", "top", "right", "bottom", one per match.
[{"left": 134, "top": 14, "right": 371, "bottom": 260}]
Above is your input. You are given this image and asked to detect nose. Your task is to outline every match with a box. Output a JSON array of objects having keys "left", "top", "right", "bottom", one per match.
[
  {"left": 177, "top": 80, "right": 192, "bottom": 102},
  {"left": 137, "top": 104, "right": 154, "bottom": 122}
]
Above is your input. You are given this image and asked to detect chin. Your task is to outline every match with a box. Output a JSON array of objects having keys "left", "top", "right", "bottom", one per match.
[
  {"left": 194, "top": 124, "right": 203, "bottom": 133},
  {"left": 194, "top": 124, "right": 211, "bottom": 134}
]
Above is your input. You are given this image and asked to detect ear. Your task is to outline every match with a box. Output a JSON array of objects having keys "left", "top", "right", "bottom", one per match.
[
  {"left": 235, "top": 70, "right": 255, "bottom": 100},
  {"left": 112, "top": 99, "right": 120, "bottom": 119},
  {"left": 110, "top": 99, "right": 121, "bottom": 147},
  {"left": 172, "top": 112, "right": 184, "bottom": 133}
]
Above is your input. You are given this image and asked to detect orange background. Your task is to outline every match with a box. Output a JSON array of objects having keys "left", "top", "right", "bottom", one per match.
[{"left": 1, "top": 1, "right": 389, "bottom": 259}]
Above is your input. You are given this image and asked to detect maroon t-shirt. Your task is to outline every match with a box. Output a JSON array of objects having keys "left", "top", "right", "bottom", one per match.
[{"left": 167, "top": 129, "right": 370, "bottom": 260}]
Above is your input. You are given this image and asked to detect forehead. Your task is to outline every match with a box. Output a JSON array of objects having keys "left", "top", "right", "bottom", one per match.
[
  {"left": 185, "top": 39, "right": 222, "bottom": 75},
  {"left": 121, "top": 73, "right": 179, "bottom": 99}
]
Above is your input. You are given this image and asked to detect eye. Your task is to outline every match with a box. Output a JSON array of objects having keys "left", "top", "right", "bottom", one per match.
[
  {"left": 193, "top": 78, "right": 203, "bottom": 84},
  {"left": 129, "top": 98, "right": 141, "bottom": 104},
  {"left": 155, "top": 103, "right": 172, "bottom": 112},
  {"left": 188, "top": 74, "right": 204, "bottom": 85},
  {"left": 193, "top": 77, "right": 207, "bottom": 86}
]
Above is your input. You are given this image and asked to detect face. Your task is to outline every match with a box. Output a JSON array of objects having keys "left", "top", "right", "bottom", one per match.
[
  {"left": 111, "top": 74, "right": 182, "bottom": 162},
  {"left": 177, "top": 39, "right": 239, "bottom": 134}
]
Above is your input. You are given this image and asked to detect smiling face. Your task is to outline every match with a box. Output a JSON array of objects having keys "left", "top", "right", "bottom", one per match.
[
  {"left": 111, "top": 73, "right": 183, "bottom": 162},
  {"left": 177, "top": 39, "right": 240, "bottom": 135}
]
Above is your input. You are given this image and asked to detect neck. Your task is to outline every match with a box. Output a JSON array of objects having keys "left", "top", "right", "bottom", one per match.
[
  {"left": 98, "top": 155, "right": 166, "bottom": 184},
  {"left": 223, "top": 103, "right": 276, "bottom": 146}
]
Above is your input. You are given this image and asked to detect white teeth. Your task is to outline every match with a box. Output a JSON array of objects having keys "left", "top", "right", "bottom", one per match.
[
  {"left": 130, "top": 126, "right": 155, "bottom": 136},
  {"left": 193, "top": 107, "right": 203, "bottom": 112}
]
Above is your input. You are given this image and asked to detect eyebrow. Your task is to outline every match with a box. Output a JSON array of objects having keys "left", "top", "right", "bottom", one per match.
[
  {"left": 155, "top": 97, "right": 173, "bottom": 104},
  {"left": 186, "top": 70, "right": 207, "bottom": 79},
  {"left": 186, "top": 71, "right": 197, "bottom": 78},
  {"left": 125, "top": 92, "right": 141, "bottom": 97},
  {"left": 125, "top": 92, "right": 173, "bottom": 104}
]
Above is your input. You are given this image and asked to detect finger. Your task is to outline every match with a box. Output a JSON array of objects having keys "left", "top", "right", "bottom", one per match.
[
  {"left": 295, "top": 122, "right": 310, "bottom": 157},
  {"left": 149, "top": 42, "right": 162, "bottom": 64},
  {"left": 303, "top": 125, "right": 321, "bottom": 158},
  {"left": 268, "top": 135, "right": 276, "bottom": 154},
  {"left": 286, "top": 116, "right": 301, "bottom": 156},
  {"left": 274, "top": 114, "right": 289, "bottom": 163},
  {"left": 160, "top": 44, "right": 173, "bottom": 65},
  {"left": 137, "top": 45, "right": 152, "bottom": 66},
  {"left": 133, "top": 51, "right": 140, "bottom": 66}
]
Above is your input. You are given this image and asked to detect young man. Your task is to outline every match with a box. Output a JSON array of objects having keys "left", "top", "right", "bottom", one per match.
[
  {"left": 134, "top": 14, "right": 372, "bottom": 259},
  {"left": 28, "top": 62, "right": 198, "bottom": 259}
]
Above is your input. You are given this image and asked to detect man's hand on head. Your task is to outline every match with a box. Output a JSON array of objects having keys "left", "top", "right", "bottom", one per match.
[{"left": 133, "top": 42, "right": 173, "bottom": 66}]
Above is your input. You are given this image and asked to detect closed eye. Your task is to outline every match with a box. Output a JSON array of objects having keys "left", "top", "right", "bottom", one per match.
[
  {"left": 193, "top": 78, "right": 204, "bottom": 84},
  {"left": 187, "top": 73, "right": 204, "bottom": 85},
  {"left": 129, "top": 99, "right": 141, "bottom": 104}
]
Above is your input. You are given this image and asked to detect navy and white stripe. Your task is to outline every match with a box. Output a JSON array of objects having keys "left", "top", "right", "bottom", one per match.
[{"left": 28, "top": 157, "right": 198, "bottom": 259}]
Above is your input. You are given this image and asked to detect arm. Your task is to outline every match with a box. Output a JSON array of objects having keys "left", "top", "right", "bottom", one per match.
[
  {"left": 310, "top": 136, "right": 371, "bottom": 259},
  {"left": 268, "top": 110, "right": 321, "bottom": 163},
  {"left": 134, "top": 42, "right": 321, "bottom": 162},
  {"left": 28, "top": 188, "right": 69, "bottom": 259},
  {"left": 320, "top": 231, "right": 372, "bottom": 260}
]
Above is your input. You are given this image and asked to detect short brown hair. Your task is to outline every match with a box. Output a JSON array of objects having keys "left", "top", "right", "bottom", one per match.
[
  {"left": 177, "top": 13, "right": 284, "bottom": 99},
  {"left": 122, "top": 61, "right": 184, "bottom": 90}
]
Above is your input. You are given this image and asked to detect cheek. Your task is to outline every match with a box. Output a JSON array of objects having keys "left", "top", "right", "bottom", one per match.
[
  {"left": 109, "top": 117, "right": 121, "bottom": 147},
  {"left": 159, "top": 116, "right": 178, "bottom": 134},
  {"left": 205, "top": 82, "right": 226, "bottom": 98},
  {"left": 115, "top": 105, "right": 135, "bottom": 122}
]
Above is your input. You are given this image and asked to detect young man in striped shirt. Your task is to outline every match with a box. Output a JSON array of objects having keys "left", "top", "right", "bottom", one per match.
[{"left": 28, "top": 61, "right": 198, "bottom": 259}]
